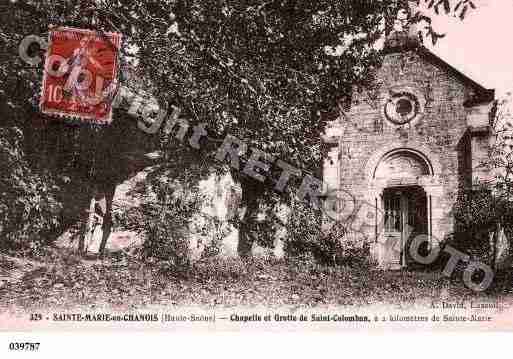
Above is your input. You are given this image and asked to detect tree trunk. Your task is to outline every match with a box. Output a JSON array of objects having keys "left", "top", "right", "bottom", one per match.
[
  {"left": 78, "top": 180, "right": 117, "bottom": 258},
  {"left": 233, "top": 171, "right": 265, "bottom": 258},
  {"left": 79, "top": 196, "right": 96, "bottom": 256},
  {"left": 491, "top": 222, "right": 501, "bottom": 271},
  {"left": 98, "top": 181, "right": 117, "bottom": 258}
]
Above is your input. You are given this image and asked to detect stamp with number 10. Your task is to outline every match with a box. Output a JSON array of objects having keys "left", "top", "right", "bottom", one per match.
[{"left": 40, "top": 26, "right": 122, "bottom": 124}]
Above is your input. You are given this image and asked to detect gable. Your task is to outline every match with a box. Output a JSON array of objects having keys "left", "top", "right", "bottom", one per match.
[{"left": 415, "top": 46, "right": 494, "bottom": 106}]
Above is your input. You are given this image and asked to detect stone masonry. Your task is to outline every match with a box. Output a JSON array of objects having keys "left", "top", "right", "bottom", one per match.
[{"left": 323, "top": 24, "right": 495, "bottom": 269}]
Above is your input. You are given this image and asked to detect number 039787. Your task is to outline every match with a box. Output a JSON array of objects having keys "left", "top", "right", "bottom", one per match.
[{"left": 8, "top": 342, "right": 40, "bottom": 351}]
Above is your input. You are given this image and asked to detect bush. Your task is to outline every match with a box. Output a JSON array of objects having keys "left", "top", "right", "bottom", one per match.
[
  {"left": 316, "top": 223, "right": 372, "bottom": 267},
  {"left": 284, "top": 201, "right": 372, "bottom": 267},
  {"left": 284, "top": 201, "right": 323, "bottom": 261},
  {"left": 451, "top": 185, "right": 513, "bottom": 268},
  {"left": 125, "top": 173, "right": 201, "bottom": 270},
  {"left": 0, "top": 127, "right": 62, "bottom": 252}
]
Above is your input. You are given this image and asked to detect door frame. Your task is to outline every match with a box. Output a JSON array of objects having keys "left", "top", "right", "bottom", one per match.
[{"left": 382, "top": 185, "right": 429, "bottom": 269}]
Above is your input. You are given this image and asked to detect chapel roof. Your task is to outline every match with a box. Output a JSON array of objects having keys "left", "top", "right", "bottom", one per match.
[{"left": 384, "top": 29, "right": 495, "bottom": 106}]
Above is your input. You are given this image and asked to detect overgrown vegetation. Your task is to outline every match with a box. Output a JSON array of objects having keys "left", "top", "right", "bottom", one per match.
[
  {"left": 450, "top": 95, "right": 513, "bottom": 271},
  {"left": 0, "top": 251, "right": 501, "bottom": 310},
  {"left": 0, "top": 0, "right": 479, "bottom": 260},
  {"left": 284, "top": 201, "right": 373, "bottom": 267},
  {"left": 0, "top": 127, "right": 62, "bottom": 253}
]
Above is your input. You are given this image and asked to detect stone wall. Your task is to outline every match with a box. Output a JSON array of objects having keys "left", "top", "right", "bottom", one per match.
[{"left": 326, "top": 48, "right": 493, "bottom": 265}]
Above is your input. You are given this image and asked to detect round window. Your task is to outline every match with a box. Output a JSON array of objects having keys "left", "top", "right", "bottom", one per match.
[
  {"left": 384, "top": 92, "right": 420, "bottom": 125},
  {"left": 396, "top": 98, "right": 413, "bottom": 115}
]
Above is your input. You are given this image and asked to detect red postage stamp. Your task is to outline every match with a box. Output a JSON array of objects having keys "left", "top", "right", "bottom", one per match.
[{"left": 40, "top": 27, "right": 122, "bottom": 124}]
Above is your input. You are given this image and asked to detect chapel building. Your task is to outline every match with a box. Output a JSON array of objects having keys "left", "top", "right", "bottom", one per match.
[{"left": 322, "top": 13, "right": 496, "bottom": 269}]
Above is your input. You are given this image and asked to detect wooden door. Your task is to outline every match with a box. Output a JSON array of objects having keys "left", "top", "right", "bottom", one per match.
[
  {"left": 383, "top": 188, "right": 428, "bottom": 268},
  {"left": 383, "top": 191, "right": 403, "bottom": 268}
]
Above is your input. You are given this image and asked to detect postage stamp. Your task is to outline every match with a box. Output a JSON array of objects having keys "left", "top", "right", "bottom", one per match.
[{"left": 39, "top": 26, "right": 122, "bottom": 123}]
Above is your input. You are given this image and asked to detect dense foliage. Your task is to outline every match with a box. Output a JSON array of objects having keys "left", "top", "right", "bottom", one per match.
[
  {"left": 451, "top": 95, "right": 513, "bottom": 269},
  {"left": 0, "top": 0, "right": 479, "bottom": 258},
  {"left": 0, "top": 127, "right": 62, "bottom": 252}
]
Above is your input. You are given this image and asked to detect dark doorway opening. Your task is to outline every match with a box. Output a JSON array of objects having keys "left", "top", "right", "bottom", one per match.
[{"left": 383, "top": 186, "right": 428, "bottom": 268}]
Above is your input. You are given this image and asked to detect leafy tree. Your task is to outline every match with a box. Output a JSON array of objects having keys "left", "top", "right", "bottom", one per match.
[
  {"left": 0, "top": 0, "right": 477, "bottom": 257},
  {"left": 0, "top": 126, "right": 62, "bottom": 252}
]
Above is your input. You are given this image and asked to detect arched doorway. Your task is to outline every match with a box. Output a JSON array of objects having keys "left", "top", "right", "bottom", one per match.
[
  {"left": 374, "top": 149, "right": 432, "bottom": 181},
  {"left": 374, "top": 149, "right": 433, "bottom": 269}
]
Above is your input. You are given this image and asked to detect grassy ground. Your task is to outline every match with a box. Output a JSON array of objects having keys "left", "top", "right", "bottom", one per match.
[{"left": 0, "top": 248, "right": 510, "bottom": 311}]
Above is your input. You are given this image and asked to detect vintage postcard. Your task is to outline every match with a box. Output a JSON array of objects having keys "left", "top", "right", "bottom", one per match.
[{"left": 2, "top": 0, "right": 513, "bottom": 351}]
